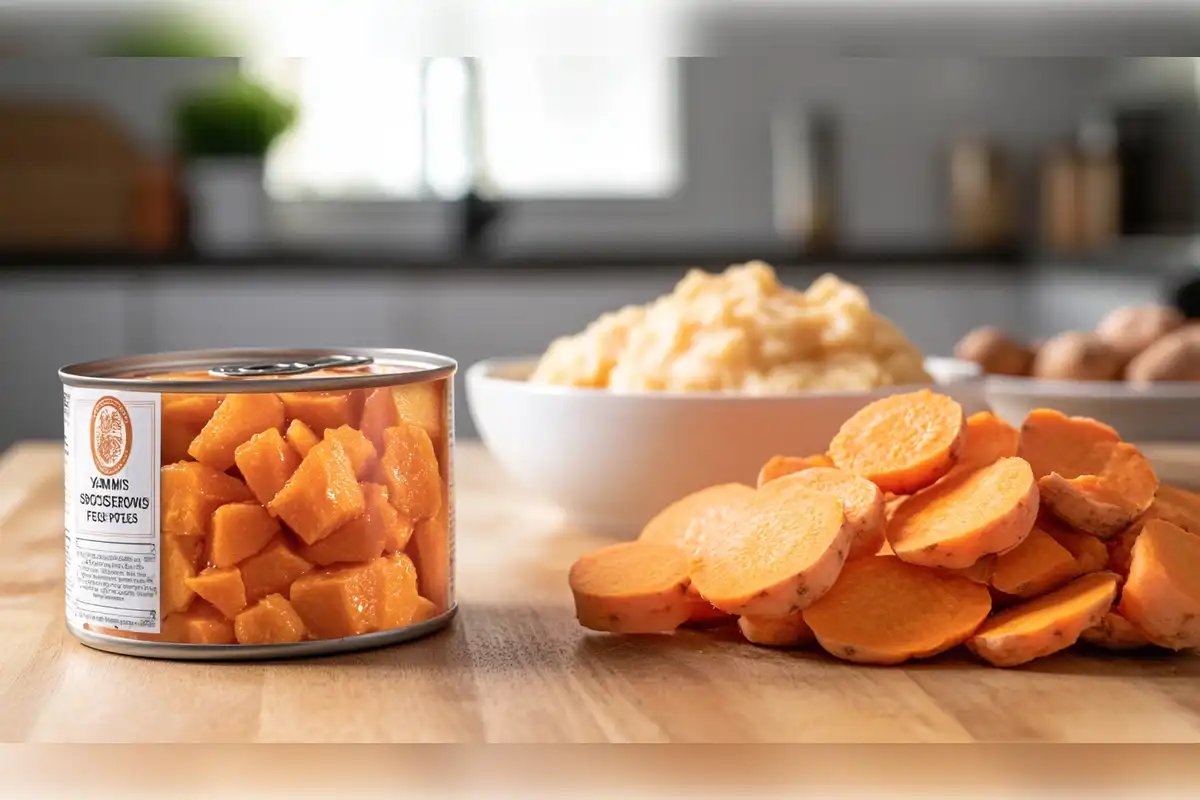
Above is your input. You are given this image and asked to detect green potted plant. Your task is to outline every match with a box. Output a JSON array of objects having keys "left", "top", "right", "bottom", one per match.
[{"left": 174, "top": 74, "right": 297, "bottom": 255}]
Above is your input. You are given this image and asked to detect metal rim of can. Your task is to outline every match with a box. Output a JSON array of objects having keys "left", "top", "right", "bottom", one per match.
[{"left": 59, "top": 347, "right": 458, "bottom": 394}]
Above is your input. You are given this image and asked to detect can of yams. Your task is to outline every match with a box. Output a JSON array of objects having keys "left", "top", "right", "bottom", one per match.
[{"left": 59, "top": 347, "right": 457, "bottom": 660}]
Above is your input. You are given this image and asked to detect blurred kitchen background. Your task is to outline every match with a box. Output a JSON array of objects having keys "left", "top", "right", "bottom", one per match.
[{"left": 6, "top": 12, "right": 1200, "bottom": 448}]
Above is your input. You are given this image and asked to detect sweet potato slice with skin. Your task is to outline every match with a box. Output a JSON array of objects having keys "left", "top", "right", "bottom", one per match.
[
  {"left": 887, "top": 457, "right": 1039, "bottom": 569},
  {"left": 770, "top": 468, "right": 885, "bottom": 561},
  {"left": 828, "top": 389, "right": 966, "bottom": 495},
  {"left": 239, "top": 536, "right": 313, "bottom": 603},
  {"left": 291, "top": 562, "right": 383, "bottom": 639},
  {"left": 234, "top": 428, "right": 301, "bottom": 509},
  {"left": 1117, "top": 519, "right": 1200, "bottom": 650},
  {"left": 285, "top": 419, "right": 320, "bottom": 459},
  {"left": 208, "top": 502, "right": 281, "bottom": 569},
  {"left": 269, "top": 438, "right": 366, "bottom": 545},
  {"left": 803, "top": 555, "right": 992, "bottom": 665},
  {"left": 967, "top": 571, "right": 1120, "bottom": 667},
  {"left": 639, "top": 483, "right": 756, "bottom": 560},
  {"left": 1080, "top": 611, "right": 1154, "bottom": 651},
  {"left": 681, "top": 591, "right": 734, "bottom": 628},
  {"left": 1018, "top": 409, "right": 1121, "bottom": 481},
  {"left": 990, "top": 527, "right": 1080, "bottom": 599},
  {"left": 188, "top": 393, "right": 286, "bottom": 472},
  {"left": 756, "top": 454, "right": 834, "bottom": 488},
  {"left": 375, "top": 552, "right": 421, "bottom": 631},
  {"left": 160, "top": 601, "right": 235, "bottom": 645},
  {"left": 377, "top": 424, "right": 442, "bottom": 522},
  {"left": 569, "top": 541, "right": 693, "bottom": 634},
  {"left": 1149, "top": 485, "right": 1200, "bottom": 536},
  {"left": 938, "top": 555, "right": 995, "bottom": 585},
  {"left": 324, "top": 425, "right": 378, "bottom": 480},
  {"left": 953, "top": 411, "right": 1019, "bottom": 473},
  {"left": 161, "top": 462, "right": 252, "bottom": 539},
  {"left": 408, "top": 509, "right": 451, "bottom": 612},
  {"left": 738, "top": 612, "right": 815, "bottom": 648},
  {"left": 185, "top": 567, "right": 248, "bottom": 620},
  {"left": 234, "top": 594, "right": 307, "bottom": 645},
  {"left": 690, "top": 482, "right": 851, "bottom": 617},
  {"left": 1039, "top": 514, "right": 1109, "bottom": 575}
]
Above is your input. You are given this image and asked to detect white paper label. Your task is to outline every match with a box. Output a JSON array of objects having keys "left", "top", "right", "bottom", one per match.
[{"left": 64, "top": 387, "right": 162, "bottom": 633}]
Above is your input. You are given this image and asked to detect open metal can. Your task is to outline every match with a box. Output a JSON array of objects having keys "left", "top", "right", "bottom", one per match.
[{"left": 59, "top": 347, "right": 457, "bottom": 660}]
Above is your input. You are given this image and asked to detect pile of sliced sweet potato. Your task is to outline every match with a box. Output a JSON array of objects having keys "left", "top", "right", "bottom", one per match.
[{"left": 567, "top": 388, "right": 1200, "bottom": 667}]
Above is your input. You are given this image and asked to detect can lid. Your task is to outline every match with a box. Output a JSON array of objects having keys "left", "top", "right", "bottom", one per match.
[{"left": 60, "top": 347, "right": 457, "bottom": 394}]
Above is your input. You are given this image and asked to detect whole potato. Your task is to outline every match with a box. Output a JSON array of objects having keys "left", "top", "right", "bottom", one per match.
[
  {"left": 1032, "top": 331, "right": 1125, "bottom": 381},
  {"left": 1095, "top": 304, "right": 1185, "bottom": 360},
  {"left": 1126, "top": 329, "right": 1200, "bottom": 382},
  {"left": 954, "top": 326, "right": 1035, "bottom": 376}
]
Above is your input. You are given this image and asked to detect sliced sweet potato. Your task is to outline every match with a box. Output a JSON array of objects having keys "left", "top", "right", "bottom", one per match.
[
  {"left": 234, "top": 594, "right": 307, "bottom": 645},
  {"left": 1080, "top": 611, "right": 1154, "bottom": 651},
  {"left": 285, "top": 418, "right": 321, "bottom": 458},
  {"left": 939, "top": 555, "right": 995, "bottom": 585},
  {"left": 954, "top": 411, "right": 1019, "bottom": 472},
  {"left": 1018, "top": 409, "right": 1158, "bottom": 538},
  {"left": 188, "top": 393, "right": 286, "bottom": 472},
  {"left": 299, "top": 487, "right": 390, "bottom": 567},
  {"left": 184, "top": 567, "right": 247, "bottom": 620},
  {"left": 1039, "top": 514, "right": 1109, "bottom": 575},
  {"left": 803, "top": 555, "right": 992, "bottom": 665},
  {"left": 290, "top": 562, "right": 383, "bottom": 639},
  {"left": 408, "top": 508, "right": 451, "bottom": 613},
  {"left": 208, "top": 501, "right": 281, "bottom": 569},
  {"left": 690, "top": 482, "right": 851, "bottom": 617},
  {"left": 638, "top": 483, "right": 756, "bottom": 560},
  {"left": 887, "top": 457, "right": 1039, "bottom": 569},
  {"left": 1106, "top": 519, "right": 1145, "bottom": 577},
  {"left": 324, "top": 425, "right": 378, "bottom": 480},
  {"left": 990, "top": 526, "right": 1080, "bottom": 599},
  {"left": 1117, "top": 519, "right": 1200, "bottom": 650},
  {"left": 412, "top": 595, "right": 439, "bottom": 624},
  {"left": 233, "top": 428, "right": 301, "bottom": 508},
  {"left": 966, "top": 571, "right": 1120, "bottom": 667},
  {"left": 239, "top": 536, "right": 313, "bottom": 603},
  {"left": 375, "top": 552, "right": 421, "bottom": 631},
  {"left": 682, "top": 590, "right": 735, "bottom": 628},
  {"left": 1149, "top": 484, "right": 1200, "bottom": 536},
  {"left": 738, "top": 612, "right": 815, "bottom": 648},
  {"left": 161, "top": 462, "right": 252, "bottom": 538},
  {"left": 770, "top": 468, "right": 885, "bottom": 560},
  {"left": 162, "top": 533, "right": 202, "bottom": 616},
  {"left": 269, "top": 438, "right": 366, "bottom": 545},
  {"left": 278, "top": 391, "right": 356, "bottom": 435},
  {"left": 160, "top": 601, "right": 235, "bottom": 645},
  {"left": 828, "top": 389, "right": 966, "bottom": 495},
  {"left": 377, "top": 423, "right": 442, "bottom": 522},
  {"left": 756, "top": 454, "right": 834, "bottom": 488},
  {"left": 569, "top": 541, "right": 693, "bottom": 634}
]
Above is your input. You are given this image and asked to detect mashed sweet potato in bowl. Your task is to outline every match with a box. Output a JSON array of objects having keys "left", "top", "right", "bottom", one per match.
[{"left": 467, "top": 262, "right": 982, "bottom": 536}]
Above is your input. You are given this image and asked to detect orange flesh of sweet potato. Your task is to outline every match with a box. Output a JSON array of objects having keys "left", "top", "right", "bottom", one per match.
[
  {"left": 299, "top": 491, "right": 390, "bottom": 567},
  {"left": 1080, "top": 611, "right": 1154, "bottom": 651},
  {"left": 161, "top": 533, "right": 202, "bottom": 616},
  {"left": 803, "top": 555, "right": 992, "bottom": 665},
  {"left": 887, "top": 457, "right": 1039, "bottom": 569},
  {"left": 375, "top": 552, "right": 421, "bottom": 630},
  {"left": 638, "top": 483, "right": 756, "bottom": 560},
  {"left": 234, "top": 428, "right": 301, "bottom": 508},
  {"left": 207, "top": 501, "right": 281, "bottom": 569},
  {"left": 989, "top": 526, "right": 1080, "bottom": 598},
  {"left": 377, "top": 424, "right": 442, "bottom": 522},
  {"left": 239, "top": 536, "right": 313, "bottom": 603},
  {"left": 269, "top": 438, "right": 366, "bottom": 545},
  {"left": 367, "top": 484, "right": 414, "bottom": 554},
  {"left": 161, "top": 394, "right": 223, "bottom": 465},
  {"left": 285, "top": 419, "right": 321, "bottom": 458},
  {"left": 1106, "top": 519, "right": 1144, "bottom": 577},
  {"left": 1117, "top": 519, "right": 1200, "bottom": 650},
  {"left": 161, "top": 462, "right": 252, "bottom": 538},
  {"left": 278, "top": 391, "right": 356, "bottom": 435},
  {"left": 569, "top": 541, "right": 694, "bottom": 633},
  {"left": 160, "top": 601, "right": 235, "bottom": 645},
  {"left": 188, "top": 393, "right": 286, "bottom": 472},
  {"left": 1039, "top": 514, "right": 1109, "bottom": 575},
  {"left": 690, "top": 482, "right": 851, "bottom": 617},
  {"left": 681, "top": 591, "right": 735, "bottom": 627},
  {"left": 1149, "top": 485, "right": 1200, "bottom": 536},
  {"left": 954, "top": 411, "right": 1020, "bottom": 472},
  {"left": 938, "top": 555, "right": 995, "bottom": 585},
  {"left": 966, "top": 571, "right": 1120, "bottom": 667},
  {"left": 184, "top": 567, "right": 248, "bottom": 620},
  {"left": 290, "top": 562, "right": 383, "bottom": 639},
  {"left": 738, "top": 612, "right": 816, "bottom": 648},
  {"left": 756, "top": 454, "right": 834, "bottom": 488},
  {"left": 770, "top": 468, "right": 886, "bottom": 560},
  {"left": 324, "top": 425, "right": 378, "bottom": 480},
  {"left": 234, "top": 594, "right": 307, "bottom": 645},
  {"left": 361, "top": 384, "right": 445, "bottom": 454},
  {"left": 408, "top": 509, "right": 451, "bottom": 613},
  {"left": 828, "top": 389, "right": 966, "bottom": 495},
  {"left": 411, "top": 595, "right": 438, "bottom": 624}
]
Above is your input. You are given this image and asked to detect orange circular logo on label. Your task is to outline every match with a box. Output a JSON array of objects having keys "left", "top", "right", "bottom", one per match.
[{"left": 90, "top": 396, "right": 132, "bottom": 476}]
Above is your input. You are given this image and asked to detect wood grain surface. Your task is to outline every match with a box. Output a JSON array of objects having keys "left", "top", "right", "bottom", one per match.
[{"left": 1, "top": 440, "right": 1199, "bottom": 743}]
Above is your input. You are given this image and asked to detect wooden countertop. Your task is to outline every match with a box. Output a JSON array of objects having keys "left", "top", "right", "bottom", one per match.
[{"left": 2, "top": 440, "right": 1199, "bottom": 743}]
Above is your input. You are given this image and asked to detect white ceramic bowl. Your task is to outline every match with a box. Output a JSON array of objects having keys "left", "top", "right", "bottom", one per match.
[
  {"left": 985, "top": 376, "right": 1200, "bottom": 443},
  {"left": 466, "top": 356, "right": 984, "bottom": 538}
]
